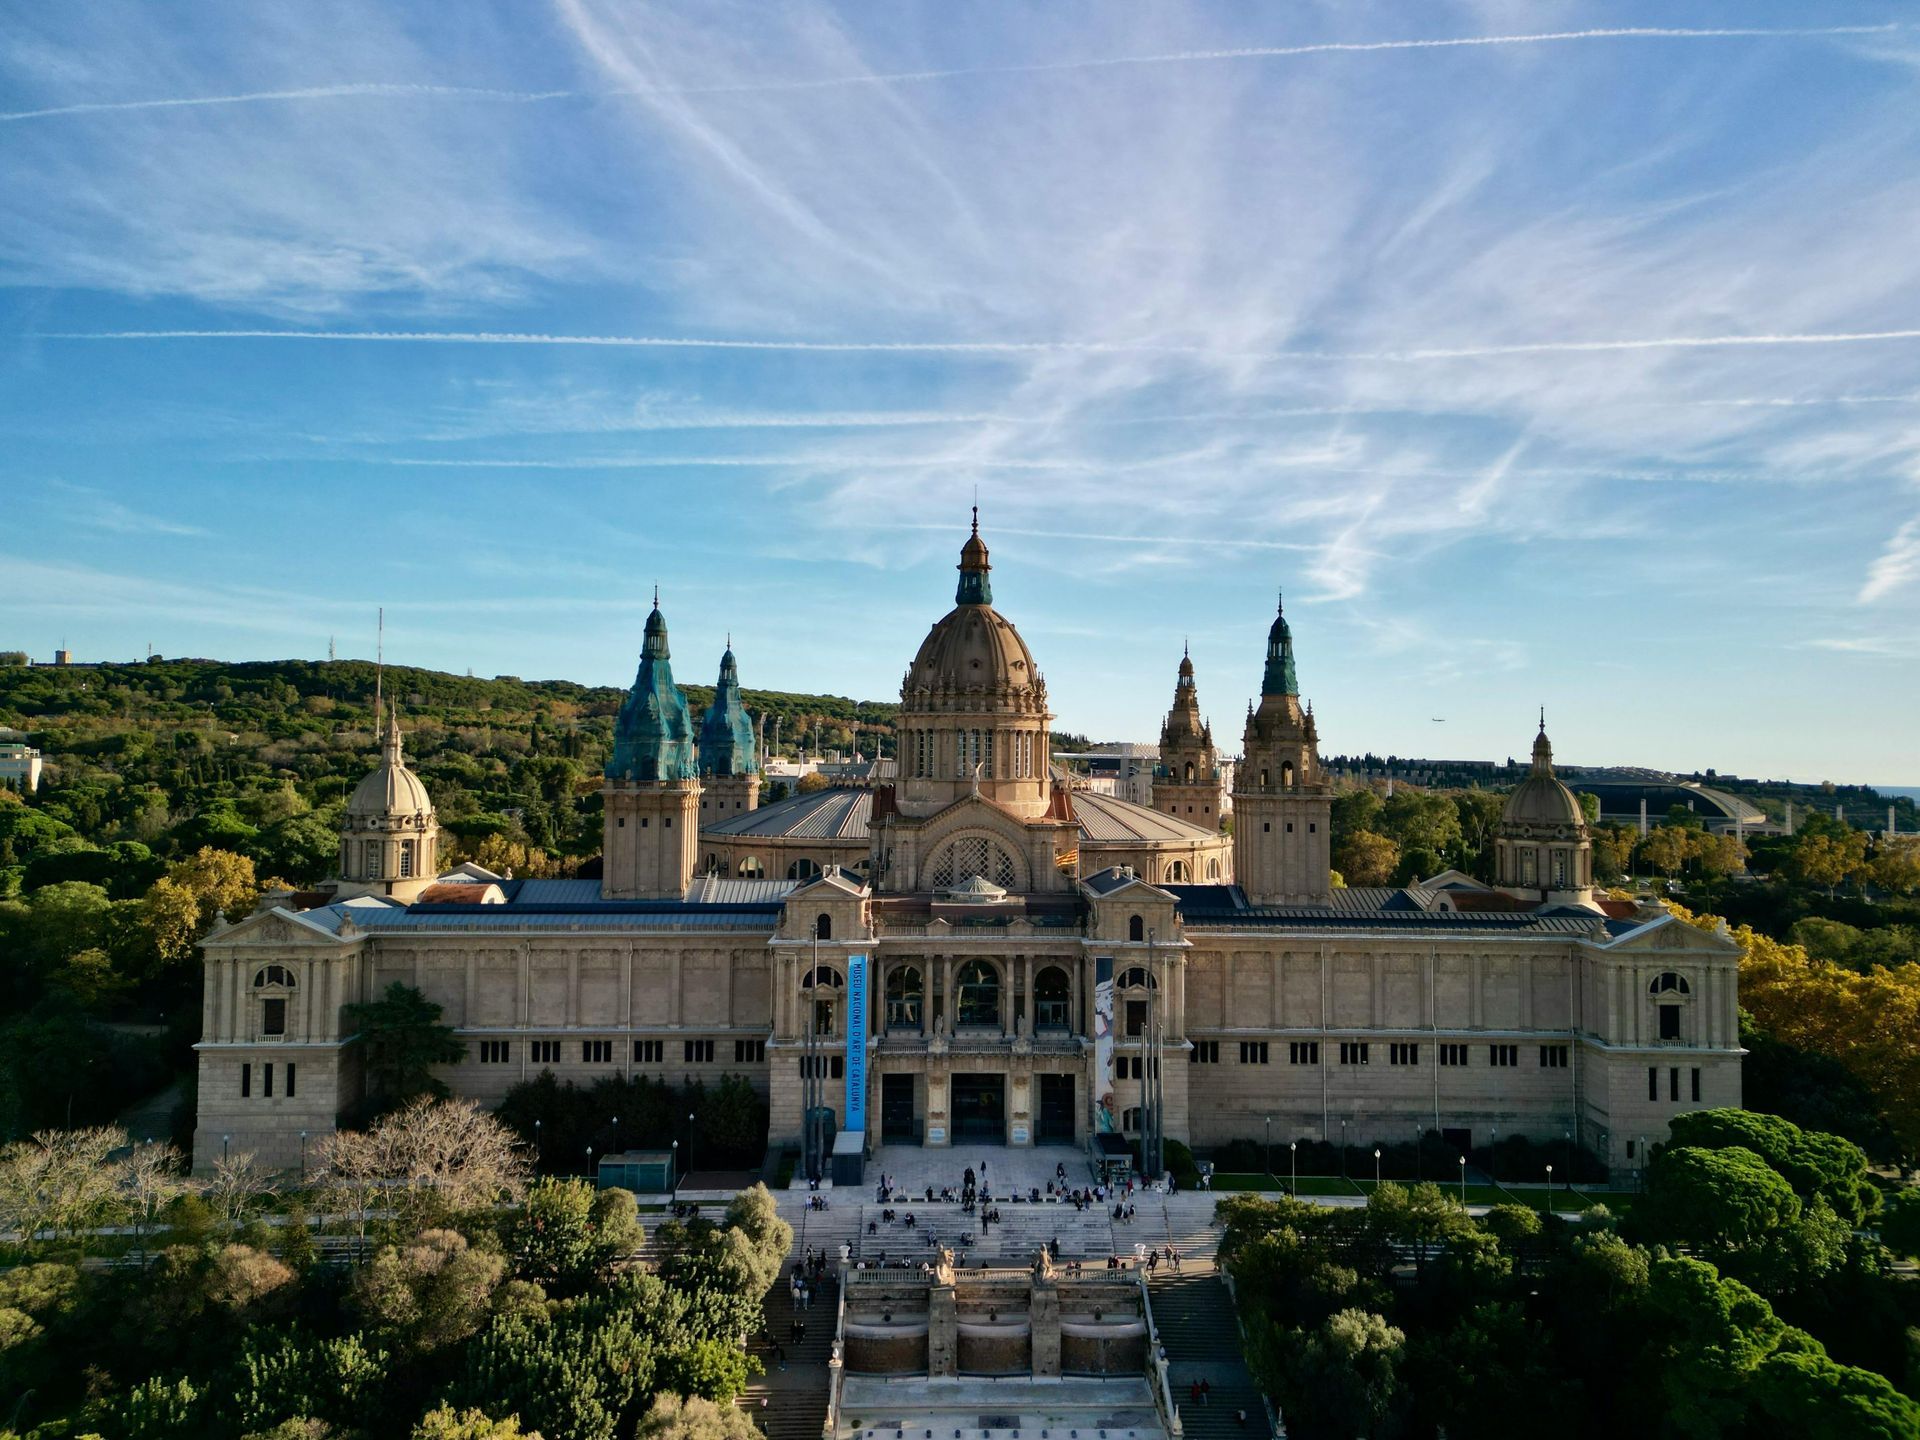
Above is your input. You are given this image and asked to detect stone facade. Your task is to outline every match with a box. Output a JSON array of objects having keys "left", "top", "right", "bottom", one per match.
[{"left": 192, "top": 519, "right": 1741, "bottom": 1174}]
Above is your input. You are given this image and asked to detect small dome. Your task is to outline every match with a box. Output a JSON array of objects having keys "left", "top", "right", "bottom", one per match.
[
  {"left": 1501, "top": 724, "right": 1584, "bottom": 828},
  {"left": 348, "top": 718, "right": 432, "bottom": 818}
]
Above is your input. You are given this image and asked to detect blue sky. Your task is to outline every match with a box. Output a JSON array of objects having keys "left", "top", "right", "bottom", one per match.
[{"left": 3, "top": 1, "right": 1919, "bottom": 784}]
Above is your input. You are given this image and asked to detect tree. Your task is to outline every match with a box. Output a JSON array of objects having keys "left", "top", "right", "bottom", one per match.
[
  {"left": 1638, "top": 1145, "right": 1802, "bottom": 1256},
  {"left": 511, "top": 1177, "right": 600, "bottom": 1290},
  {"left": 136, "top": 875, "right": 204, "bottom": 974},
  {"left": 1872, "top": 837, "right": 1920, "bottom": 898},
  {"left": 1667, "top": 1109, "right": 1877, "bottom": 1225},
  {"left": 204, "top": 1242, "right": 297, "bottom": 1315},
  {"left": 1639, "top": 825, "right": 1693, "bottom": 879},
  {"left": 0, "top": 1126, "right": 128, "bottom": 1253},
  {"left": 165, "top": 846, "right": 260, "bottom": 929},
  {"left": 635, "top": 1392, "right": 763, "bottom": 1440},
  {"left": 1591, "top": 823, "right": 1637, "bottom": 882},
  {"left": 1334, "top": 830, "right": 1399, "bottom": 887},
  {"left": 344, "top": 983, "right": 467, "bottom": 1108},
  {"left": 1876, "top": 1188, "right": 1920, "bottom": 1260},
  {"left": 1641, "top": 1256, "right": 1810, "bottom": 1439},
  {"left": 318, "top": 1097, "right": 529, "bottom": 1237},
  {"left": 1792, "top": 830, "right": 1871, "bottom": 899},
  {"left": 204, "top": 1148, "right": 279, "bottom": 1233},
  {"left": 1286, "top": 1307, "right": 1404, "bottom": 1439},
  {"left": 1753, "top": 1348, "right": 1920, "bottom": 1437},
  {"left": 93, "top": 1374, "right": 206, "bottom": 1440},
  {"left": 414, "top": 1408, "right": 542, "bottom": 1440},
  {"left": 795, "top": 771, "right": 831, "bottom": 794},
  {"left": 236, "top": 1329, "right": 388, "bottom": 1436},
  {"left": 352, "top": 1228, "right": 509, "bottom": 1353}
]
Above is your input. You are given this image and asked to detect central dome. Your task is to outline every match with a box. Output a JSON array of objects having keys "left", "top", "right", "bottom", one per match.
[
  {"left": 901, "top": 511, "right": 1044, "bottom": 711},
  {"left": 1501, "top": 725, "right": 1585, "bottom": 830}
]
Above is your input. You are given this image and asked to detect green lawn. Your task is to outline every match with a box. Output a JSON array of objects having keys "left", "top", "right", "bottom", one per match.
[
  {"left": 1205, "top": 1174, "right": 1638, "bottom": 1214},
  {"left": 1206, "top": 1173, "right": 1366, "bottom": 1196}
]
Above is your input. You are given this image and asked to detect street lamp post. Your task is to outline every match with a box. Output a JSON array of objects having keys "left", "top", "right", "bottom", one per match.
[
  {"left": 613, "top": 1115, "right": 621, "bottom": 1156},
  {"left": 1289, "top": 1141, "right": 1297, "bottom": 1198},
  {"left": 222, "top": 1134, "right": 230, "bottom": 1163},
  {"left": 299, "top": 1130, "right": 308, "bottom": 1181},
  {"left": 1374, "top": 1148, "right": 1382, "bottom": 1188},
  {"left": 586, "top": 1145, "right": 594, "bottom": 1182},
  {"left": 1564, "top": 1129, "right": 1573, "bottom": 1191},
  {"left": 1489, "top": 1126, "right": 1497, "bottom": 1187},
  {"left": 1640, "top": 1135, "right": 1649, "bottom": 1193},
  {"left": 534, "top": 1119, "right": 542, "bottom": 1171},
  {"left": 1264, "top": 1116, "right": 1271, "bottom": 1187},
  {"left": 687, "top": 1112, "right": 697, "bottom": 1178},
  {"left": 1340, "top": 1119, "right": 1348, "bottom": 1179},
  {"left": 1414, "top": 1125, "right": 1422, "bottom": 1182},
  {"left": 671, "top": 1139, "right": 679, "bottom": 1190},
  {"left": 1544, "top": 1164, "right": 1554, "bottom": 1213},
  {"left": 1459, "top": 1155, "right": 1467, "bottom": 1204}
]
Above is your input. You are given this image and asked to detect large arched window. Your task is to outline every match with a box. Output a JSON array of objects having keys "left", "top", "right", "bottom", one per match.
[
  {"left": 1117, "top": 966, "right": 1157, "bottom": 990},
  {"left": 788, "top": 857, "right": 822, "bottom": 881},
  {"left": 739, "top": 856, "right": 764, "bottom": 878},
  {"left": 954, "top": 960, "right": 1001, "bottom": 1028},
  {"left": 927, "top": 834, "right": 1020, "bottom": 890},
  {"left": 1281, "top": 761, "right": 1295, "bottom": 789},
  {"left": 1183, "top": 761, "right": 1195, "bottom": 783},
  {"left": 1650, "top": 972, "right": 1691, "bottom": 1041},
  {"left": 814, "top": 912, "right": 832, "bottom": 940},
  {"left": 1033, "top": 965, "right": 1071, "bottom": 1031},
  {"left": 253, "top": 965, "right": 296, "bottom": 989},
  {"left": 1128, "top": 914, "right": 1145, "bottom": 942},
  {"left": 254, "top": 965, "right": 294, "bottom": 1038},
  {"left": 1164, "top": 860, "right": 1190, "bottom": 883},
  {"left": 1206, "top": 857, "right": 1221, "bottom": 880},
  {"left": 886, "top": 966, "right": 923, "bottom": 1029},
  {"left": 802, "top": 965, "right": 843, "bottom": 1037}
]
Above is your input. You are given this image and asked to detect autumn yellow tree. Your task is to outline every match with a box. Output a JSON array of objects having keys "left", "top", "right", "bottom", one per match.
[
  {"left": 1788, "top": 831, "right": 1869, "bottom": 899},
  {"left": 166, "top": 847, "right": 262, "bottom": 929},
  {"left": 1872, "top": 837, "right": 1920, "bottom": 897}
]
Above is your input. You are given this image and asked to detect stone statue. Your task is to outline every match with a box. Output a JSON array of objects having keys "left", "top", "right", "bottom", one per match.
[
  {"left": 1034, "top": 1246, "right": 1056, "bottom": 1282},
  {"left": 934, "top": 1244, "right": 957, "bottom": 1286},
  {"left": 934, "top": 1012, "right": 946, "bottom": 1037}
]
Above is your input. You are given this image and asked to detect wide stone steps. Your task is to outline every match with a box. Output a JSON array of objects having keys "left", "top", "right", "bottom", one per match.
[
  {"left": 1150, "top": 1272, "right": 1267, "bottom": 1440},
  {"left": 737, "top": 1255, "right": 836, "bottom": 1440},
  {"left": 850, "top": 1201, "right": 1120, "bottom": 1267}
]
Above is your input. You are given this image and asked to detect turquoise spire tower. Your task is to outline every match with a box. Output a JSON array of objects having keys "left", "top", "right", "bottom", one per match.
[
  {"left": 698, "top": 642, "right": 759, "bottom": 777},
  {"left": 607, "top": 597, "right": 696, "bottom": 783}
]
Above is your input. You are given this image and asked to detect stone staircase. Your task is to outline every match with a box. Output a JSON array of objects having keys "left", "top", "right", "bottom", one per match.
[
  {"left": 1150, "top": 1270, "right": 1267, "bottom": 1440},
  {"left": 736, "top": 1201, "right": 858, "bottom": 1440},
  {"left": 850, "top": 1201, "right": 1119, "bottom": 1267}
]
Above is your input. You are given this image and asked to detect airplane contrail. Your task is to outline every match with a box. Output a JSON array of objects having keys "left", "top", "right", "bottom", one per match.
[
  {"left": 37, "top": 326, "right": 1920, "bottom": 365},
  {"left": 1, "top": 24, "right": 1894, "bottom": 123}
]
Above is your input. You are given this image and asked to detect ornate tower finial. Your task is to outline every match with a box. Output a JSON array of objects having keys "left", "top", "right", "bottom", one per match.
[
  {"left": 653, "top": 583, "right": 660, "bottom": 609},
  {"left": 957, "top": 510, "right": 992, "bottom": 604}
]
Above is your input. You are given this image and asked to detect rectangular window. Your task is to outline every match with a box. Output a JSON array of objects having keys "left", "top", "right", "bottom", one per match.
[
  {"left": 1691, "top": 1066, "right": 1702, "bottom": 1102},
  {"left": 1438, "top": 1043, "right": 1469, "bottom": 1067},
  {"left": 531, "top": 1040, "right": 561, "bottom": 1065},
  {"left": 262, "top": 998, "right": 286, "bottom": 1037},
  {"left": 582, "top": 1040, "right": 613, "bottom": 1064},
  {"left": 1289, "top": 1041, "right": 1319, "bottom": 1065},
  {"left": 1658, "top": 1006, "right": 1681, "bottom": 1041},
  {"left": 479, "top": 1040, "right": 510, "bottom": 1064},
  {"left": 286, "top": 1062, "right": 295, "bottom": 1098},
  {"left": 400, "top": 840, "right": 414, "bottom": 877},
  {"left": 685, "top": 1039, "right": 715, "bottom": 1064},
  {"left": 1389, "top": 1042, "right": 1419, "bottom": 1066},
  {"left": 241, "top": 1062, "right": 250, "bottom": 1098},
  {"left": 1339, "top": 1042, "right": 1369, "bottom": 1066},
  {"left": 1126, "top": 1000, "right": 1147, "bottom": 1037},
  {"left": 635, "top": 1039, "right": 663, "bottom": 1063},
  {"left": 735, "top": 1039, "right": 766, "bottom": 1063},
  {"left": 1489, "top": 1044, "right": 1519, "bottom": 1068},
  {"left": 1670, "top": 1067, "right": 1681, "bottom": 1102},
  {"left": 1238, "top": 1041, "right": 1269, "bottom": 1065},
  {"left": 1649, "top": 1066, "right": 1659, "bottom": 1101},
  {"left": 1190, "top": 1040, "right": 1219, "bottom": 1064},
  {"left": 799, "top": 1056, "right": 845, "bottom": 1080},
  {"left": 365, "top": 841, "right": 382, "bottom": 878},
  {"left": 263, "top": 1063, "right": 273, "bottom": 1098},
  {"left": 1539, "top": 1045, "right": 1569, "bottom": 1069}
]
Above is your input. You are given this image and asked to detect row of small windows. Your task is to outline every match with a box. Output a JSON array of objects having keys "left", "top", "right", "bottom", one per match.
[
  {"left": 1182, "top": 1039, "right": 1572, "bottom": 1069},
  {"left": 800, "top": 1055, "right": 845, "bottom": 1080},
  {"left": 613, "top": 816, "right": 675, "bottom": 829},
  {"left": 239, "top": 1062, "right": 294, "bottom": 1098},
  {"left": 1652, "top": 1066, "right": 1703, "bottom": 1102},
  {"left": 1258, "top": 821, "right": 1319, "bottom": 834},
  {"left": 466, "top": 1037, "right": 766, "bottom": 1066}
]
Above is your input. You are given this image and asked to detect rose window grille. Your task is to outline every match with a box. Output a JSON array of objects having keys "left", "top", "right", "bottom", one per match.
[{"left": 928, "top": 836, "right": 1017, "bottom": 889}]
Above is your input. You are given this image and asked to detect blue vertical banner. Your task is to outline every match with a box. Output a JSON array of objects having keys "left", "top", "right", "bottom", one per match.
[
  {"left": 1094, "top": 956, "right": 1116, "bottom": 1133},
  {"left": 845, "top": 952, "right": 869, "bottom": 1134}
]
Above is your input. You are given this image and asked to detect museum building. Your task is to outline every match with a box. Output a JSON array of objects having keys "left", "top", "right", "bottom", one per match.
[{"left": 193, "top": 517, "right": 1741, "bottom": 1174}]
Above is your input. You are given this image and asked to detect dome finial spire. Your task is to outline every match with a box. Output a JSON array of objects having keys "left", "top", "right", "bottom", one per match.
[{"left": 957, "top": 508, "right": 992, "bottom": 604}]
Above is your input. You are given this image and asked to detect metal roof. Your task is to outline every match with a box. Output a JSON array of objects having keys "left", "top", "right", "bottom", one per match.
[
  {"left": 703, "top": 786, "right": 873, "bottom": 840},
  {"left": 1165, "top": 883, "right": 1632, "bottom": 936},
  {"left": 302, "top": 902, "right": 778, "bottom": 935},
  {"left": 1068, "top": 790, "right": 1221, "bottom": 844}
]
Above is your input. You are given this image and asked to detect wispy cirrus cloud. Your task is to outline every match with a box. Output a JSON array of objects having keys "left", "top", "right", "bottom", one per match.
[{"left": 1859, "top": 518, "right": 1920, "bottom": 604}]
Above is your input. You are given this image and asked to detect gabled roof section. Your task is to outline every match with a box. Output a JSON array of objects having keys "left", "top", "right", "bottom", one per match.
[
  {"left": 1597, "top": 909, "right": 1740, "bottom": 952},
  {"left": 1082, "top": 866, "right": 1176, "bottom": 901},
  {"left": 786, "top": 864, "right": 871, "bottom": 900}
]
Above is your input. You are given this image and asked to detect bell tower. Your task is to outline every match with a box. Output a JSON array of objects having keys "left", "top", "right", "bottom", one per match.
[
  {"left": 1152, "top": 646, "right": 1221, "bottom": 829},
  {"left": 1232, "top": 593, "right": 1332, "bottom": 905},
  {"left": 602, "top": 596, "right": 701, "bottom": 900}
]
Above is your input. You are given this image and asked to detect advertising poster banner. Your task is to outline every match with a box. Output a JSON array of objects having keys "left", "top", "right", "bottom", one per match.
[
  {"left": 845, "top": 953, "right": 869, "bottom": 1134},
  {"left": 1094, "top": 956, "right": 1116, "bottom": 1133}
]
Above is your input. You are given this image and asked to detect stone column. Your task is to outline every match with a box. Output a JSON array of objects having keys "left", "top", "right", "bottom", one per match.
[
  {"left": 1031, "top": 1279, "right": 1061, "bottom": 1378},
  {"left": 929, "top": 1282, "right": 958, "bottom": 1377}
]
